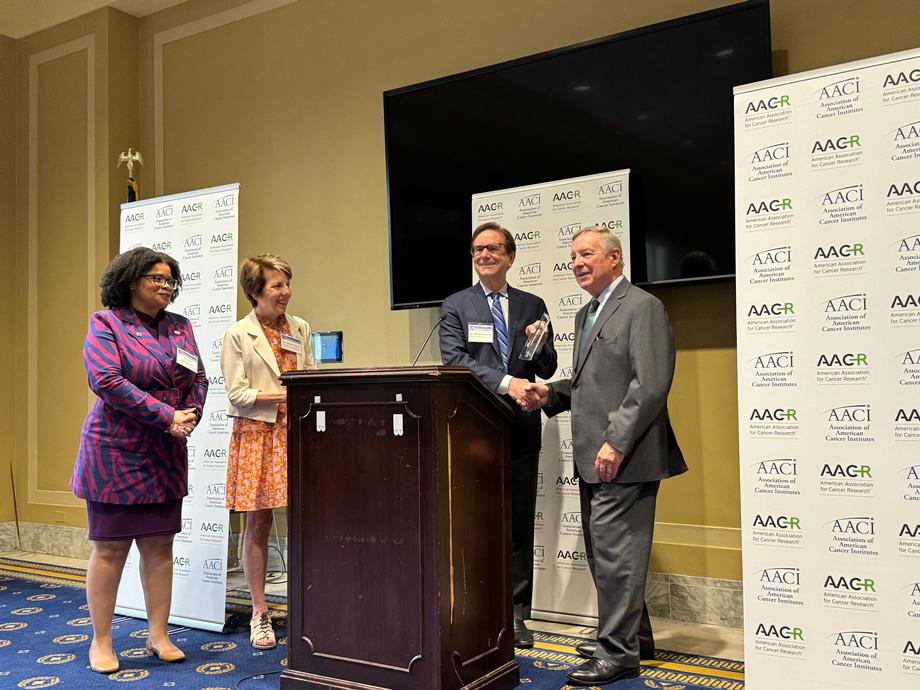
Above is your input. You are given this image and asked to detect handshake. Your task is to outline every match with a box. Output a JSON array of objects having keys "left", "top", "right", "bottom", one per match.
[{"left": 508, "top": 379, "right": 550, "bottom": 413}]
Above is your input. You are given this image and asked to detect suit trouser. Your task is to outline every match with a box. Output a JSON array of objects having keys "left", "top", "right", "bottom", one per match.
[
  {"left": 511, "top": 450, "right": 540, "bottom": 619},
  {"left": 579, "top": 478, "right": 660, "bottom": 666}
]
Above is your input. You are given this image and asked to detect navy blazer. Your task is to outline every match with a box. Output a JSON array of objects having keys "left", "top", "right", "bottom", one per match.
[{"left": 440, "top": 283, "right": 557, "bottom": 454}]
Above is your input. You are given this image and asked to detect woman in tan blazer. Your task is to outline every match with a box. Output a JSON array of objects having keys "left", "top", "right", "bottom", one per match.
[{"left": 220, "top": 254, "right": 315, "bottom": 649}]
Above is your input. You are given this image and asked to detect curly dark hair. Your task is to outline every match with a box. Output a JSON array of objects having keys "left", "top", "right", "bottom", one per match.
[{"left": 99, "top": 246, "right": 182, "bottom": 308}]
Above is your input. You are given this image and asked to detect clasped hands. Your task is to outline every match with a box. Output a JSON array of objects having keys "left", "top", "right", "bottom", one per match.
[{"left": 168, "top": 408, "right": 198, "bottom": 438}]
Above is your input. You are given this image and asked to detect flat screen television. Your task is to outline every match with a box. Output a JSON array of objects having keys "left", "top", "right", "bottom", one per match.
[{"left": 384, "top": 0, "right": 772, "bottom": 308}]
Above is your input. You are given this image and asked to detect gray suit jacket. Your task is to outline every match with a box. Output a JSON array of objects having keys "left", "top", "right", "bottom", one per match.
[{"left": 545, "top": 278, "right": 686, "bottom": 484}]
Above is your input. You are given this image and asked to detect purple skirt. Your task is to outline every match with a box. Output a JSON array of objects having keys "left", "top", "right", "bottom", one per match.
[{"left": 86, "top": 499, "right": 182, "bottom": 541}]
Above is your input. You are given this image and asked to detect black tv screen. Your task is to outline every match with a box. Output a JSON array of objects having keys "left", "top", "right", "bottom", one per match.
[{"left": 384, "top": 0, "right": 772, "bottom": 308}]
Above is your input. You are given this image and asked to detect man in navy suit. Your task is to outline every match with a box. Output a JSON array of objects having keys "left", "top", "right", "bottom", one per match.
[{"left": 440, "top": 221, "right": 557, "bottom": 648}]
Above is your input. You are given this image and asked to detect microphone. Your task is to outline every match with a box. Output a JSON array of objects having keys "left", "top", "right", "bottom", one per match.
[{"left": 412, "top": 314, "right": 447, "bottom": 366}]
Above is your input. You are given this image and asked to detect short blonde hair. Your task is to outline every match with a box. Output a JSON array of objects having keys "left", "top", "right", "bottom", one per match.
[{"left": 239, "top": 254, "right": 292, "bottom": 307}]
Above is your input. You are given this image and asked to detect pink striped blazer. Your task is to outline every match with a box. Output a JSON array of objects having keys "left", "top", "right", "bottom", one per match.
[{"left": 71, "top": 308, "right": 208, "bottom": 504}]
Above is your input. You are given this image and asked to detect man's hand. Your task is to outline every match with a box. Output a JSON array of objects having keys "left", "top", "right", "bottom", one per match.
[
  {"left": 507, "top": 377, "right": 531, "bottom": 403},
  {"left": 517, "top": 382, "right": 549, "bottom": 412},
  {"left": 524, "top": 319, "right": 549, "bottom": 348},
  {"left": 595, "top": 442, "right": 624, "bottom": 483}
]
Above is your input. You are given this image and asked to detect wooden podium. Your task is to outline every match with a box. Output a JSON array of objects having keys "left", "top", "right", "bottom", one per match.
[{"left": 279, "top": 366, "right": 520, "bottom": 690}]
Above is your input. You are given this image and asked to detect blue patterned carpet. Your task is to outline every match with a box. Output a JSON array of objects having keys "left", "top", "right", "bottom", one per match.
[{"left": 0, "top": 557, "right": 743, "bottom": 689}]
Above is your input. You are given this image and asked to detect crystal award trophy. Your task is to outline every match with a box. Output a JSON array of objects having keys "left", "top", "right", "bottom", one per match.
[{"left": 519, "top": 312, "right": 550, "bottom": 361}]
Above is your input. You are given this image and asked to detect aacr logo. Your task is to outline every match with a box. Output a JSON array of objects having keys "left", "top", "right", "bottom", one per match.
[
  {"left": 883, "top": 69, "right": 920, "bottom": 87},
  {"left": 124, "top": 212, "right": 144, "bottom": 223},
  {"left": 151, "top": 241, "right": 172, "bottom": 251},
  {"left": 831, "top": 517, "right": 875, "bottom": 535},
  {"left": 514, "top": 231, "right": 540, "bottom": 241},
  {"left": 477, "top": 202, "right": 503, "bottom": 213},
  {"left": 750, "top": 408, "right": 796, "bottom": 421},
  {"left": 821, "top": 184, "right": 863, "bottom": 205},
  {"left": 181, "top": 202, "right": 203, "bottom": 213},
  {"left": 818, "top": 77, "right": 859, "bottom": 99},
  {"left": 824, "top": 293, "right": 867, "bottom": 312},
  {"left": 817, "top": 353, "right": 867, "bottom": 367},
  {"left": 826, "top": 405, "right": 870, "bottom": 422},
  {"left": 552, "top": 190, "right": 580, "bottom": 202},
  {"left": 595, "top": 220, "right": 623, "bottom": 230},
  {"left": 896, "top": 408, "right": 920, "bottom": 422},
  {"left": 201, "top": 522, "right": 224, "bottom": 533},
  {"left": 209, "top": 304, "right": 233, "bottom": 314},
  {"left": 553, "top": 332, "right": 575, "bottom": 344},
  {"left": 745, "top": 95, "right": 790, "bottom": 113},
  {"left": 753, "top": 515, "right": 800, "bottom": 529},
  {"left": 760, "top": 567, "right": 799, "bottom": 585},
  {"left": 207, "top": 375, "right": 224, "bottom": 386},
  {"left": 557, "top": 549, "right": 587, "bottom": 561},
  {"left": 182, "top": 271, "right": 201, "bottom": 282},
  {"left": 553, "top": 261, "right": 573, "bottom": 272},
  {"left": 749, "top": 142, "right": 789, "bottom": 163},
  {"left": 555, "top": 476, "right": 578, "bottom": 486},
  {"left": 812, "top": 135, "right": 860, "bottom": 153},
  {"left": 901, "top": 524, "right": 920, "bottom": 538},
  {"left": 824, "top": 576, "right": 875, "bottom": 592},
  {"left": 820, "top": 464, "right": 872, "bottom": 478},
  {"left": 755, "top": 623, "right": 803, "bottom": 640},
  {"left": 887, "top": 181, "right": 920, "bottom": 197},
  {"left": 746, "top": 198, "right": 792, "bottom": 214},
  {"left": 814, "top": 244, "right": 863, "bottom": 260},
  {"left": 211, "top": 233, "right": 233, "bottom": 243},
  {"left": 174, "top": 556, "right": 190, "bottom": 567},
  {"left": 204, "top": 448, "right": 227, "bottom": 458},
  {"left": 892, "top": 294, "right": 920, "bottom": 309},
  {"left": 748, "top": 303, "right": 794, "bottom": 316},
  {"left": 903, "top": 640, "right": 920, "bottom": 655}
]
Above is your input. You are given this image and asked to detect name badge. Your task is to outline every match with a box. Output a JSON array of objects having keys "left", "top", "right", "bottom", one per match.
[
  {"left": 281, "top": 334, "right": 303, "bottom": 354},
  {"left": 468, "top": 322, "right": 494, "bottom": 343},
  {"left": 176, "top": 346, "right": 198, "bottom": 372}
]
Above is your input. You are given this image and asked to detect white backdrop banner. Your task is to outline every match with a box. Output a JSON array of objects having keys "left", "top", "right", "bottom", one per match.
[
  {"left": 472, "top": 170, "right": 631, "bottom": 625},
  {"left": 735, "top": 48, "right": 920, "bottom": 688},
  {"left": 115, "top": 183, "right": 239, "bottom": 632}
]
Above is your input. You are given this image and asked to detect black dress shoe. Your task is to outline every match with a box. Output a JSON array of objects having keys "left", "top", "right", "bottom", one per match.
[
  {"left": 565, "top": 657, "right": 639, "bottom": 686},
  {"left": 575, "top": 639, "right": 655, "bottom": 660},
  {"left": 513, "top": 618, "right": 534, "bottom": 649}
]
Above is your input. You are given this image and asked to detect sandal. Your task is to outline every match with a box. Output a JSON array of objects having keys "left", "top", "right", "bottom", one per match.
[{"left": 250, "top": 612, "right": 276, "bottom": 649}]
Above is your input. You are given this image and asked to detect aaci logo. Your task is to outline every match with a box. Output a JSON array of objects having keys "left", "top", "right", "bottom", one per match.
[
  {"left": 215, "top": 194, "right": 235, "bottom": 209},
  {"left": 182, "top": 304, "right": 201, "bottom": 319},
  {"left": 751, "top": 246, "right": 791, "bottom": 267},
  {"left": 745, "top": 94, "right": 791, "bottom": 113},
  {"left": 518, "top": 263, "right": 541, "bottom": 281},
  {"left": 206, "top": 483, "right": 225, "bottom": 497},
  {"left": 894, "top": 233, "right": 920, "bottom": 274},
  {"left": 151, "top": 240, "right": 172, "bottom": 252},
  {"left": 559, "top": 438, "right": 574, "bottom": 461},
  {"left": 825, "top": 403, "right": 870, "bottom": 426},
  {"left": 755, "top": 458, "right": 797, "bottom": 476},
  {"left": 824, "top": 293, "right": 867, "bottom": 313},
  {"left": 820, "top": 184, "right": 864, "bottom": 207},
  {"left": 477, "top": 201, "right": 503, "bottom": 214},
  {"left": 561, "top": 511, "right": 582, "bottom": 525},
  {"left": 891, "top": 119, "right": 920, "bottom": 163},
  {"left": 558, "top": 293, "right": 584, "bottom": 310},
  {"left": 210, "top": 337, "right": 223, "bottom": 361},
  {"left": 830, "top": 516, "right": 875, "bottom": 535},
  {"left": 558, "top": 222, "right": 581, "bottom": 241},
  {"left": 760, "top": 567, "right": 800, "bottom": 586},
  {"left": 750, "top": 142, "right": 789, "bottom": 164},
  {"left": 818, "top": 76, "right": 860, "bottom": 100},
  {"left": 519, "top": 193, "right": 541, "bottom": 209},
  {"left": 748, "top": 247, "right": 793, "bottom": 286},
  {"left": 598, "top": 181, "right": 623, "bottom": 196},
  {"left": 893, "top": 119, "right": 920, "bottom": 143},
  {"left": 903, "top": 465, "right": 920, "bottom": 502},
  {"left": 184, "top": 234, "right": 202, "bottom": 251},
  {"left": 752, "top": 458, "right": 800, "bottom": 495},
  {"left": 831, "top": 630, "right": 879, "bottom": 651},
  {"left": 213, "top": 265, "right": 234, "bottom": 281},
  {"left": 750, "top": 351, "right": 795, "bottom": 389},
  {"left": 155, "top": 206, "right": 173, "bottom": 220},
  {"left": 208, "top": 411, "right": 228, "bottom": 424},
  {"left": 821, "top": 293, "right": 869, "bottom": 334},
  {"left": 753, "top": 351, "right": 794, "bottom": 369},
  {"left": 203, "top": 558, "right": 223, "bottom": 574},
  {"left": 816, "top": 183, "right": 867, "bottom": 227},
  {"left": 181, "top": 518, "right": 193, "bottom": 535}
]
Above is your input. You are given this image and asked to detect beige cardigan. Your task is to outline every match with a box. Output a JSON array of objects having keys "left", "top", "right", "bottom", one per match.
[{"left": 220, "top": 310, "right": 315, "bottom": 423}]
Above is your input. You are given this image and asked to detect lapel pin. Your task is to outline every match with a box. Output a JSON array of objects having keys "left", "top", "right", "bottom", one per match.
[{"left": 174, "top": 329, "right": 181, "bottom": 335}]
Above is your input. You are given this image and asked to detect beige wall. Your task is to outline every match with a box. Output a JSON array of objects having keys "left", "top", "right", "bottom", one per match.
[
  {"left": 0, "top": 35, "right": 17, "bottom": 523},
  {"left": 7, "top": 0, "right": 920, "bottom": 577}
]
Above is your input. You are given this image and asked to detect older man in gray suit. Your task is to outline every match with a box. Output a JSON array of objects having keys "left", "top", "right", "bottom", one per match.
[{"left": 521, "top": 226, "right": 687, "bottom": 686}]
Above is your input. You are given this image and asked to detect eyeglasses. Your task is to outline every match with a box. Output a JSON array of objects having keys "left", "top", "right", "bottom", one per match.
[
  {"left": 142, "top": 274, "right": 178, "bottom": 289},
  {"left": 471, "top": 244, "right": 506, "bottom": 256}
]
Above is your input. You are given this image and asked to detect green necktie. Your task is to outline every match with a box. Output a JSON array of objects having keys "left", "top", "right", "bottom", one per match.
[{"left": 578, "top": 298, "right": 600, "bottom": 360}]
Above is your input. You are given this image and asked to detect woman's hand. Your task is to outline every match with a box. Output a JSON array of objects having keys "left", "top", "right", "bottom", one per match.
[{"left": 168, "top": 408, "right": 198, "bottom": 437}]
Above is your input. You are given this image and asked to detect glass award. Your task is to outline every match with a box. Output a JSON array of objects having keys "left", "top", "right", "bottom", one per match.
[{"left": 519, "top": 312, "right": 551, "bottom": 361}]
